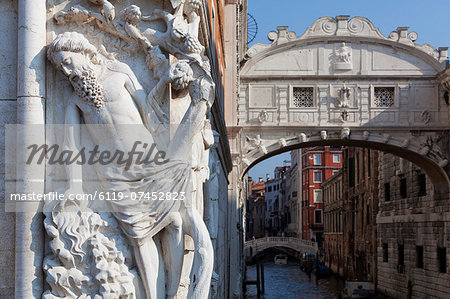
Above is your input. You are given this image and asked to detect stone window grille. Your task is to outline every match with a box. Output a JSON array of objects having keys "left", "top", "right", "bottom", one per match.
[
  {"left": 374, "top": 87, "right": 395, "bottom": 107},
  {"left": 293, "top": 87, "right": 314, "bottom": 107}
]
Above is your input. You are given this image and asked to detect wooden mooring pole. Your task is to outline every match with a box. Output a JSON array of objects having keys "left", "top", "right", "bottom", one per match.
[{"left": 256, "top": 259, "right": 261, "bottom": 296}]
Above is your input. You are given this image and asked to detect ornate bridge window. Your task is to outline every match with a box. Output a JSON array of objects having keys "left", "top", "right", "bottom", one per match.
[
  {"left": 373, "top": 87, "right": 395, "bottom": 107},
  {"left": 293, "top": 87, "right": 314, "bottom": 107}
]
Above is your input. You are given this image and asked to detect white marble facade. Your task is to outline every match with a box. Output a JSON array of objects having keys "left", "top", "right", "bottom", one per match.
[{"left": 237, "top": 16, "right": 450, "bottom": 188}]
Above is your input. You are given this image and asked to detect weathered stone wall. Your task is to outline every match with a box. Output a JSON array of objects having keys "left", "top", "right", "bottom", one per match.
[
  {"left": 377, "top": 152, "right": 450, "bottom": 298},
  {"left": 0, "top": 0, "right": 17, "bottom": 297}
]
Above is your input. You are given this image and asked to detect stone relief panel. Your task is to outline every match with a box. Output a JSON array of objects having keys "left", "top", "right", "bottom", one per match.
[
  {"left": 370, "top": 46, "right": 436, "bottom": 75},
  {"left": 44, "top": 1, "right": 217, "bottom": 298},
  {"left": 333, "top": 43, "right": 352, "bottom": 71},
  {"left": 370, "top": 111, "right": 397, "bottom": 124},
  {"left": 252, "top": 47, "right": 315, "bottom": 74},
  {"left": 412, "top": 85, "right": 438, "bottom": 109},
  {"left": 248, "top": 85, "right": 275, "bottom": 108},
  {"left": 250, "top": 110, "right": 275, "bottom": 124},
  {"left": 292, "top": 111, "right": 316, "bottom": 124}
]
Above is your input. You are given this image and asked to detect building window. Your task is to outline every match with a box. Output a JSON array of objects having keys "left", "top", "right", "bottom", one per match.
[
  {"left": 416, "top": 246, "right": 424, "bottom": 268},
  {"left": 313, "top": 190, "right": 322, "bottom": 203},
  {"left": 293, "top": 87, "right": 314, "bottom": 107},
  {"left": 349, "top": 158, "right": 355, "bottom": 187},
  {"left": 438, "top": 247, "right": 447, "bottom": 273},
  {"left": 268, "top": 186, "right": 272, "bottom": 192},
  {"left": 384, "top": 183, "right": 391, "bottom": 201},
  {"left": 314, "top": 210, "right": 322, "bottom": 224},
  {"left": 366, "top": 204, "right": 370, "bottom": 225},
  {"left": 383, "top": 243, "right": 389, "bottom": 262},
  {"left": 313, "top": 154, "right": 321, "bottom": 165},
  {"left": 418, "top": 174, "right": 426, "bottom": 196},
  {"left": 400, "top": 178, "right": 407, "bottom": 199},
  {"left": 374, "top": 87, "right": 395, "bottom": 107},
  {"left": 333, "top": 154, "right": 340, "bottom": 163},
  {"left": 313, "top": 171, "right": 322, "bottom": 183},
  {"left": 398, "top": 244, "right": 404, "bottom": 267}
]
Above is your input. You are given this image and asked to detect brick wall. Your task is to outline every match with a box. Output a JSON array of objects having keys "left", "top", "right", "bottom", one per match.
[{"left": 377, "top": 152, "right": 450, "bottom": 298}]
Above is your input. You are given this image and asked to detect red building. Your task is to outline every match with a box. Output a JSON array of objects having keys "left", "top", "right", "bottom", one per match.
[
  {"left": 246, "top": 178, "right": 266, "bottom": 239},
  {"left": 301, "top": 146, "right": 343, "bottom": 246}
]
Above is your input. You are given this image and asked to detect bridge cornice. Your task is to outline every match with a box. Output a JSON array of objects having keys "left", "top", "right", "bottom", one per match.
[{"left": 242, "top": 16, "right": 447, "bottom": 75}]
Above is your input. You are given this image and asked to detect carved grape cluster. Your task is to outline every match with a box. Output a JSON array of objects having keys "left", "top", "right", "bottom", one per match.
[{"left": 186, "top": 0, "right": 202, "bottom": 12}]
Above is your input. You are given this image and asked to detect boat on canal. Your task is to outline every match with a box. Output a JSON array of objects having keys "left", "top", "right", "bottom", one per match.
[{"left": 274, "top": 254, "right": 288, "bottom": 264}]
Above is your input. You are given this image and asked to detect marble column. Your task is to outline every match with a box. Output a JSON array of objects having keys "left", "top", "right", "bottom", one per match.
[{"left": 15, "top": 0, "right": 46, "bottom": 298}]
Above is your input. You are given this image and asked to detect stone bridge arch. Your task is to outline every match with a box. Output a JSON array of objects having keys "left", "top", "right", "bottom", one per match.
[
  {"left": 245, "top": 237, "right": 318, "bottom": 259},
  {"left": 233, "top": 15, "right": 450, "bottom": 197}
]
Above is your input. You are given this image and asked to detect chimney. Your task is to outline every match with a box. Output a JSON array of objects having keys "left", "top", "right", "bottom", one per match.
[
  {"left": 259, "top": 177, "right": 263, "bottom": 182},
  {"left": 266, "top": 173, "right": 270, "bottom": 180}
]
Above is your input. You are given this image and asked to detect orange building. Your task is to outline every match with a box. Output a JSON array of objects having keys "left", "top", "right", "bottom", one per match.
[{"left": 301, "top": 146, "right": 343, "bottom": 246}]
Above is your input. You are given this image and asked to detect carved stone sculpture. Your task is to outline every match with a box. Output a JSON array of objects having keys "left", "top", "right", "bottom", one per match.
[
  {"left": 335, "top": 85, "right": 351, "bottom": 108},
  {"left": 340, "top": 127, "right": 351, "bottom": 139},
  {"left": 246, "top": 134, "right": 268, "bottom": 155},
  {"left": 45, "top": 1, "right": 216, "bottom": 298},
  {"left": 298, "top": 133, "right": 308, "bottom": 143},
  {"left": 334, "top": 42, "right": 352, "bottom": 70}
]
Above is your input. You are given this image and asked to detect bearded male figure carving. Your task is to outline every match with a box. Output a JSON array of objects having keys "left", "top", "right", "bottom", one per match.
[{"left": 46, "top": 31, "right": 213, "bottom": 299}]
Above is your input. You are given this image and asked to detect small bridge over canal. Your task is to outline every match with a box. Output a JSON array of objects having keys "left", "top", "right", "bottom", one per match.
[{"left": 245, "top": 237, "right": 318, "bottom": 259}]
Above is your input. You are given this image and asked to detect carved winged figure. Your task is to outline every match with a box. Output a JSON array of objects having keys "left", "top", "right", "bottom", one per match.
[{"left": 246, "top": 135, "right": 268, "bottom": 155}]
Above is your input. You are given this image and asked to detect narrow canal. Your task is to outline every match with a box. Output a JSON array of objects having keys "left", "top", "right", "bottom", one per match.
[{"left": 245, "top": 261, "right": 345, "bottom": 298}]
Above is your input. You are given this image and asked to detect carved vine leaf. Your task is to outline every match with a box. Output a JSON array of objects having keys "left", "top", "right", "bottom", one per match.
[
  {"left": 53, "top": 4, "right": 138, "bottom": 55},
  {"left": 42, "top": 202, "right": 135, "bottom": 299}
]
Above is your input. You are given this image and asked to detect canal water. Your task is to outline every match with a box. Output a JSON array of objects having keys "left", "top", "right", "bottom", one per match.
[{"left": 245, "top": 262, "right": 345, "bottom": 299}]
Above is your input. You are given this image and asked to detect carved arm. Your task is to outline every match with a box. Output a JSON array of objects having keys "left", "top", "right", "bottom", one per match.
[{"left": 63, "top": 100, "right": 83, "bottom": 192}]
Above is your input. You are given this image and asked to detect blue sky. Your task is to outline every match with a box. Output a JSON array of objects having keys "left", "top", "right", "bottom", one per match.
[{"left": 246, "top": 0, "right": 450, "bottom": 181}]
